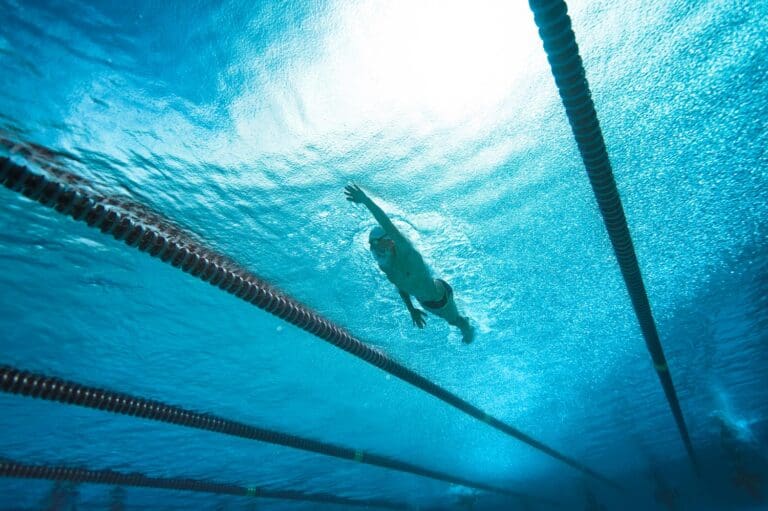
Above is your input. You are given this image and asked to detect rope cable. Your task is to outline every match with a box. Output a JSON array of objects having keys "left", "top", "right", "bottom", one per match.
[
  {"left": 0, "top": 365, "right": 552, "bottom": 503},
  {"left": 527, "top": 0, "right": 698, "bottom": 470},
  {"left": 0, "top": 458, "right": 407, "bottom": 510}
]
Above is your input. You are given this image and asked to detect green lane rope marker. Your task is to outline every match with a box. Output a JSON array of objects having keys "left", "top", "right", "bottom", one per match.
[{"left": 528, "top": 0, "right": 698, "bottom": 472}]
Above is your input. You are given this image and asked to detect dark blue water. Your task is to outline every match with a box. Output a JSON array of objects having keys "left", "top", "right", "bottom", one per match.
[{"left": 0, "top": 0, "right": 766, "bottom": 509}]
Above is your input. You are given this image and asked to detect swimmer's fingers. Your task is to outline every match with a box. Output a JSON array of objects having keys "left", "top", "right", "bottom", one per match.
[
  {"left": 411, "top": 309, "right": 427, "bottom": 328},
  {"left": 344, "top": 183, "right": 366, "bottom": 203}
]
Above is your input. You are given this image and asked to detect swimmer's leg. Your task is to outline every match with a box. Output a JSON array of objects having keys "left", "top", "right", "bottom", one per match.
[
  {"left": 451, "top": 315, "right": 475, "bottom": 344},
  {"left": 435, "top": 293, "right": 475, "bottom": 343}
]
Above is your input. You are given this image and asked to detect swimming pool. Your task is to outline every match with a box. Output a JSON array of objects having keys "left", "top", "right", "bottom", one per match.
[{"left": 0, "top": 0, "right": 766, "bottom": 509}]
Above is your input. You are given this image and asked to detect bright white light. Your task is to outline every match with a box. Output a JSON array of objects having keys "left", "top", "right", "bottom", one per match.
[
  {"left": 326, "top": 0, "right": 541, "bottom": 123},
  {"left": 229, "top": 0, "right": 544, "bottom": 156}
]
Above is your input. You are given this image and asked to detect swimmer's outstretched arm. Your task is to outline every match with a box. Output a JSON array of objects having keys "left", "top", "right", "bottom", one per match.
[
  {"left": 399, "top": 291, "right": 427, "bottom": 329},
  {"left": 344, "top": 184, "right": 404, "bottom": 241}
]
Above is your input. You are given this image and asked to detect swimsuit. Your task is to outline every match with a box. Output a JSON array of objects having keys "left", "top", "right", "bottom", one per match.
[{"left": 418, "top": 279, "right": 453, "bottom": 310}]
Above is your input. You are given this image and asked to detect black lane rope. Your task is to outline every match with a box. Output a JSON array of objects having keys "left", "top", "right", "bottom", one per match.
[
  {"left": 528, "top": 0, "right": 698, "bottom": 471},
  {"left": 0, "top": 458, "right": 407, "bottom": 510},
  {"left": 0, "top": 365, "right": 552, "bottom": 503},
  {"left": 0, "top": 153, "right": 618, "bottom": 489}
]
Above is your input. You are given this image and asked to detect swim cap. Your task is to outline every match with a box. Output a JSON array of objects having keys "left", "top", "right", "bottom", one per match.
[{"left": 368, "top": 226, "right": 386, "bottom": 243}]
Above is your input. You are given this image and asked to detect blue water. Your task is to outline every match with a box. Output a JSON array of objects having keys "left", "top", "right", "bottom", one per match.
[{"left": 1, "top": 0, "right": 766, "bottom": 509}]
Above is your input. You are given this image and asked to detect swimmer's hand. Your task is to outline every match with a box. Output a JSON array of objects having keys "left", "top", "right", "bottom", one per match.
[
  {"left": 399, "top": 291, "right": 425, "bottom": 329},
  {"left": 410, "top": 308, "right": 427, "bottom": 329},
  {"left": 344, "top": 183, "right": 370, "bottom": 205}
]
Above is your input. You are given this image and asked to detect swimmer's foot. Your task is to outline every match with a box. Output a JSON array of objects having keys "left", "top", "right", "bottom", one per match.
[{"left": 459, "top": 317, "right": 474, "bottom": 344}]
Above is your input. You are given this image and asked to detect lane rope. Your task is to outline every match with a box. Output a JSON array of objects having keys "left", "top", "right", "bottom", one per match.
[
  {"left": 0, "top": 364, "right": 550, "bottom": 502},
  {"left": 528, "top": 0, "right": 698, "bottom": 471},
  {"left": 0, "top": 458, "right": 407, "bottom": 510}
]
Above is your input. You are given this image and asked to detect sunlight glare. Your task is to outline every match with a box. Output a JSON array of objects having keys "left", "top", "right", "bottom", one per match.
[
  {"left": 325, "top": 0, "right": 542, "bottom": 124},
  {"left": 229, "top": 0, "right": 545, "bottom": 156}
]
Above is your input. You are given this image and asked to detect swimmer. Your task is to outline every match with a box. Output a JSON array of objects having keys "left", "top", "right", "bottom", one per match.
[
  {"left": 344, "top": 184, "right": 474, "bottom": 343},
  {"left": 715, "top": 412, "right": 764, "bottom": 503}
]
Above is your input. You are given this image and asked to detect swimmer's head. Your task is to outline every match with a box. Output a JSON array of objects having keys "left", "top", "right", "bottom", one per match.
[
  {"left": 369, "top": 226, "right": 394, "bottom": 264},
  {"left": 368, "top": 226, "right": 386, "bottom": 244}
]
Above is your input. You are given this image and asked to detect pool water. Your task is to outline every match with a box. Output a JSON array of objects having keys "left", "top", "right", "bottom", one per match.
[{"left": 0, "top": 0, "right": 766, "bottom": 509}]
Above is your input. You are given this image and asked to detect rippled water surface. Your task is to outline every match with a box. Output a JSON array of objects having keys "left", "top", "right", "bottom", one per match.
[{"left": 0, "top": 0, "right": 766, "bottom": 509}]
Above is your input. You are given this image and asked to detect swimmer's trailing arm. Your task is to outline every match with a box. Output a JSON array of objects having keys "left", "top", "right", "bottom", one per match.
[
  {"left": 344, "top": 183, "right": 403, "bottom": 241},
  {"left": 399, "top": 291, "right": 427, "bottom": 329}
]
